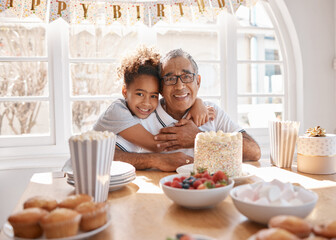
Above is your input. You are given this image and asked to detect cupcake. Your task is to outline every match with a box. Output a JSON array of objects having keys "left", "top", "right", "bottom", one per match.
[
  {"left": 313, "top": 220, "right": 336, "bottom": 238},
  {"left": 58, "top": 194, "right": 93, "bottom": 209},
  {"left": 255, "top": 228, "right": 300, "bottom": 240},
  {"left": 40, "top": 208, "right": 81, "bottom": 238},
  {"left": 8, "top": 207, "right": 48, "bottom": 238},
  {"left": 75, "top": 201, "right": 109, "bottom": 232},
  {"left": 268, "top": 215, "right": 312, "bottom": 238},
  {"left": 23, "top": 196, "right": 58, "bottom": 212}
]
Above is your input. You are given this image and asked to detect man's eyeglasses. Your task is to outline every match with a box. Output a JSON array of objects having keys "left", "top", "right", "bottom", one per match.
[{"left": 162, "top": 73, "right": 196, "bottom": 86}]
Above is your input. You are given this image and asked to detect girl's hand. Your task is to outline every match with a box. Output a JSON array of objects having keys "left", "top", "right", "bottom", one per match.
[
  {"left": 185, "top": 110, "right": 208, "bottom": 127},
  {"left": 186, "top": 98, "right": 208, "bottom": 127},
  {"left": 186, "top": 99, "right": 216, "bottom": 126},
  {"left": 207, "top": 106, "right": 216, "bottom": 121}
]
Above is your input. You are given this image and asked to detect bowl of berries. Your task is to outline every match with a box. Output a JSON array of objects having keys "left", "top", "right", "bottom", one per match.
[{"left": 159, "top": 170, "right": 234, "bottom": 209}]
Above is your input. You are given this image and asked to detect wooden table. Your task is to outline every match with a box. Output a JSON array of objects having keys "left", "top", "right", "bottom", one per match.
[{"left": 1, "top": 159, "right": 336, "bottom": 240}]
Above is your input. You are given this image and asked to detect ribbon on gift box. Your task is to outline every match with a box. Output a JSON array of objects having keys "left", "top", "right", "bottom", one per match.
[{"left": 297, "top": 153, "right": 336, "bottom": 175}]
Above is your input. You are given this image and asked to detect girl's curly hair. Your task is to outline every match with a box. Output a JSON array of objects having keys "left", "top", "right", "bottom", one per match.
[{"left": 117, "top": 46, "right": 161, "bottom": 88}]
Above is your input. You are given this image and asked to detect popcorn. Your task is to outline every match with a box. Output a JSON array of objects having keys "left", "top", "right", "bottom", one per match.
[{"left": 70, "top": 131, "right": 115, "bottom": 141}]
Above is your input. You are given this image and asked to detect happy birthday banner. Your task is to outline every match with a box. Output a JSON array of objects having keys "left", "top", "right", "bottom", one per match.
[{"left": 0, "top": 0, "right": 258, "bottom": 26}]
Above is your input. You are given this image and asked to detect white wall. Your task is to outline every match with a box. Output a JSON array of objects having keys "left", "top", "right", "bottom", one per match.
[{"left": 283, "top": 0, "right": 336, "bottom": 133}]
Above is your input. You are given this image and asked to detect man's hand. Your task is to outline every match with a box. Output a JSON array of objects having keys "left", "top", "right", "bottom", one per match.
[
  {"left": 114, "top": 148, "right": 193, "bottom": 172},
  {"left": 242, "top": 132, "right": 261, "bottom": 161},
  {"left": 154, "top": 119, "right": 201, "bottom": 151},
  {"left": 153, "top": 152, "right": 194, "bottom": 172}
]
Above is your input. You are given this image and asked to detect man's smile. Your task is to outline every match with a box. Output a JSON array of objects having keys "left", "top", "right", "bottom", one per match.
[{"left": 173, "top": 92, "right": 190, "bottom": 100}]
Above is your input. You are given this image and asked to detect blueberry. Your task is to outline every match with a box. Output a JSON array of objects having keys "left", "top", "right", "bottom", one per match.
[
  {"left": 176, "top": 233, "right": 185, "bottom": 239},
  {"left": 182, "top": 183, "right": 190, "bottom": 189}
]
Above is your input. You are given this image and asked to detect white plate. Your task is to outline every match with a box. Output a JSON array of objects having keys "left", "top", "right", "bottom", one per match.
[
  {"left": 170, "top": 234, "right": 215, "bottom": 240},
  {"left": 66, "top": 175, "right": 136, "bottom": 191},
  {"left": 191, "top": 234, "right": 216, "bottom": 240},
  {"left": 176, "top": 163, "right": 254, "bottom": 182},
  {"left": 67, "top": 172, "right": 136, "bottom": 184},
  {"left": 3, "top": 213, "right": 112, "bottom": 240},
  {"left": 67, "top": 174, "right": 136, "bottom": 186},
  {"left": 64, "top": 161, "right": 135, "bottom": 179}
]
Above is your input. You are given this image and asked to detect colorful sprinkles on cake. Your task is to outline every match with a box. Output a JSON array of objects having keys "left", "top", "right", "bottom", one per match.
[{"left": 194, "top": 131, "right": 242, "bottom": 177}]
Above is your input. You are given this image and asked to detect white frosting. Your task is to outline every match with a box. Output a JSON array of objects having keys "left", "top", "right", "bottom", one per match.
[
  {"left": 70, "top": 130, "right": 115, "bottom": 141},
  {"left": 235, "top": 179, "right": 316, "bottom": 206},
  {"left": 196, "top": 130, "right": 240, "bottom": 143},
  {"left": 297, "top": 134, "right": 336, "bottom": 156},
  {"left": 194, "top": 131, "right": 242, "bottom": 177}
]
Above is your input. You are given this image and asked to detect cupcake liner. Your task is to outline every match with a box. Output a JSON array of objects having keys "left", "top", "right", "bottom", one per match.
[
  {"left": 40, "top": 214, "right": 81, "bottom": 238},
  {"left": 10, "top": 223, "right": 43, "bottom": 238},
  {"left": 79, "top": 203, "right": 109, "bottom": 219}
]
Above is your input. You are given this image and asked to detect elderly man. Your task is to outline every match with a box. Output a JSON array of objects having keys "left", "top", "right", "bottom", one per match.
[{"left": 112, "top": 49, "right": 261, "bottom": 171}]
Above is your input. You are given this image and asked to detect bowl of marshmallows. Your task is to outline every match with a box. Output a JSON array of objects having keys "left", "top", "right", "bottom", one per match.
[{"left": 230, "top": 179, "right": 318, "bottom": 224}]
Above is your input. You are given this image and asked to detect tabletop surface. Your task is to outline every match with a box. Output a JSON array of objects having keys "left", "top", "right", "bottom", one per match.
[{"left": 1, "top": 159, "right": 336, "bottom": 240}]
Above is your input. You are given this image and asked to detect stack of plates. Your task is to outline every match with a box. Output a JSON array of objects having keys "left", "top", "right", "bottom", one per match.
[{"left": 64, "top": 161, "right": 136, "bottom": 191}]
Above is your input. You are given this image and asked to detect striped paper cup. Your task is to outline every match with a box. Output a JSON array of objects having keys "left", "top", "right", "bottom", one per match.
[{"left": 69, "top": 131, "right": 116, "bottom": 202}]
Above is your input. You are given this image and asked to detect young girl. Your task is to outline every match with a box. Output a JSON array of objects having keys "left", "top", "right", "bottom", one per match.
[{"left": 94, "top": 46, "right": 214, "bottom": 153}]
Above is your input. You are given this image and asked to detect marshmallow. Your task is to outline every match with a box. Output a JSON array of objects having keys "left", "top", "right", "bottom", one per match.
[{"left": 236, "top": 180, "right": 313, "bottom": 207}]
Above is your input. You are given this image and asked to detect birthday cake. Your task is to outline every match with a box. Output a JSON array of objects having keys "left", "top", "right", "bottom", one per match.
[
  {"left": 193, "top": 131, "right": 242, "bottom": 177},
  {"left": 297, "top": 126, "right": 336, "bottom": 174}
]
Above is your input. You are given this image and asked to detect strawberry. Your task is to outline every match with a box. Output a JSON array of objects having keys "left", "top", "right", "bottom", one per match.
[
  {"left": 164, "top": 181, "right": 172, "bottom": 187},
  {"left": 202, "top": 172, "right": 211, "bottom": 180},
  {"left": 180, "top": 235, "right": 193, "bottom": 240},
  {"left": 194, "top": 173, "right": 202, "bottom": 178},
  {"left": 200, "top": 177, "right": 208, "bottom": 183},
  {"left": 215, "top": 183, "right": 223, "bottom": 188},
  {"left": 173, "top": 177, "right": 182, "bottom": 182},
  {"left": 197, "top": 183, "right": 206, "bottom": 189},
  {"left": 171, "top": 180, "right": 182, "bottom": 188},
  {"left": 204, "top": 180, "right": 215, "bottom": 189},
  {"left": 212, "top": 170, "right": 229, "bottom": 183},
  {"left": 192, "top": 179, "right": 202, "bottom": 189}
]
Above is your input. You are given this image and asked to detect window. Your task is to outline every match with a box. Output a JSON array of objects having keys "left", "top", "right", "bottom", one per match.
[
  {"left": 0, "top": 22, "right": 53, "bottom": 147},
  {"left": 236, "top": 3, "right": 284, "bottom": 129},
  {"left": 0, "top": 2, "right": 294, "bottom": 162}
]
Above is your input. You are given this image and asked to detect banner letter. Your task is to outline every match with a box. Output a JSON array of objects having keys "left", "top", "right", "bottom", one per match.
[
  {"left": 8, "top": 0, "right": 14, "bottom": 7},
  {"left": 81, "top": 3, "right": 89, "bottom": 18},
  {"left": 177, "top": 2, "right": 184, "bottom": 16},
  {"left": 31, "top": 0, "right": 41, "bottom": 10},
  {"left": 57, "top": 1, "right": 67, "bottom": 15},
  {"left": 136, "top": 5, "right": 140, "bottom": 19},
  {"left": 157, "top": 4, "right": 164, "bottom": 17},
  {"left": 113, "top": 5, "right": 121, "bottom": 18},
  {"left": 196, "top": 0, "right": 205, "bottom": 12},
  {"left": 217, "top": 0, "right": 225, "bottom": 8}
]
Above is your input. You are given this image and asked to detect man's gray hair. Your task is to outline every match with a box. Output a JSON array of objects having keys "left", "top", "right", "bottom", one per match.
[{"left": 159, "top": 49, "right": 199, "bottom": 76}]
